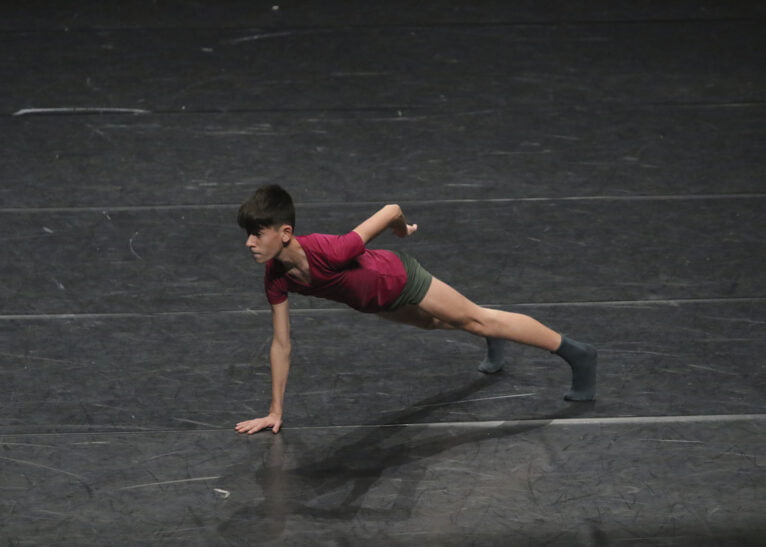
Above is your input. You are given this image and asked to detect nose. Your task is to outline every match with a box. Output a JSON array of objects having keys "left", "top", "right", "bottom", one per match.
[{"left": 246, "top": 234, "right": 257, "bottom": 247}]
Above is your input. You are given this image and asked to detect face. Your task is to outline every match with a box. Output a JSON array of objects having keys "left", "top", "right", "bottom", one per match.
[{"left": 245, "top": 225, "right": 291, "bottom": 263}]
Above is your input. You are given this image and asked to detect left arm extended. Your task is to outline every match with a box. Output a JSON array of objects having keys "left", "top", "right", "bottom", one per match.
[{"left": 352, "top": 204, "right": 417, "bottom": 244}]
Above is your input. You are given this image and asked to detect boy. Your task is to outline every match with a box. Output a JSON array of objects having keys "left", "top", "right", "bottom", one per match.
[{"left": 235, "top": 185, "right": 597, "bottom": 435}]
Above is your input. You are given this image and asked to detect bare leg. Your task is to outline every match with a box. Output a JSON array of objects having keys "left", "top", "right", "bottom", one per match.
[
  {"left": 378, "top": 304, "right": 453, "bottom": 330},
  {"left": 381, "top": 299, "right": 509, "bottom": 373},
  {"left": 414, "top": 277, "right": 596, "bottom": 400},
  {"left": 380, "top": 304, "right": 507, "bottom": 372},
  {"left": 417, "top": 278, "right": 562, "bottom": 350}
]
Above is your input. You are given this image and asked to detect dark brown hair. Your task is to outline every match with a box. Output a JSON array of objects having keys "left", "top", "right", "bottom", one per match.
[{"left": 237, "top": 185, "right": 295, "bottom": 234}]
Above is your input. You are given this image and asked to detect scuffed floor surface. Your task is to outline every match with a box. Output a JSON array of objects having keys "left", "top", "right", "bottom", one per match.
[{"left": 1, "top": 1, "right": 764, "bottom": 544}]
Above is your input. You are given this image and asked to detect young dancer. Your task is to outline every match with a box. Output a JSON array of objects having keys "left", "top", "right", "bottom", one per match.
[{"left": 235, "top": 185, "right": 597, "bottom": 434}]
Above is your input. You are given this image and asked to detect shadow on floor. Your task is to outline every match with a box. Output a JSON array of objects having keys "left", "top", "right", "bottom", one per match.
[{"left": 218, "top": 376, "right": 594, "bottom": 541}]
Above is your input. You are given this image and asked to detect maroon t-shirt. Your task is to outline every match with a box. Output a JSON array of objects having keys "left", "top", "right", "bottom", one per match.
[{"left": 264, "top": 231, "right": 407, "bottom": 313}]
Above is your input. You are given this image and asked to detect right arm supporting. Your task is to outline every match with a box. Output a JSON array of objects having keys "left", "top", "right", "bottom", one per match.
[
  {"left": 267, "top": 299, "right": 291, "bottom": 421},
  {"left": 235, "top": 299, "right": 291, "bottom": 434}
]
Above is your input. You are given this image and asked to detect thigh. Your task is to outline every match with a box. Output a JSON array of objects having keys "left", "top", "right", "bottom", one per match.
[
  {"left": 378, "top": 304, "right": 444, "bottom": 330},
  {"left": 417, "top": 277, "right": 485, "bottom": 328}
]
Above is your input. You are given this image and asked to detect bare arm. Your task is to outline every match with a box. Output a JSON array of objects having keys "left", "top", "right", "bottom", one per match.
[
  {"left": 235, "top": 299, "right": 291, "bottom": 434},
  {"left": 352, "top": 204, "right": 417, "bottom": 245}
]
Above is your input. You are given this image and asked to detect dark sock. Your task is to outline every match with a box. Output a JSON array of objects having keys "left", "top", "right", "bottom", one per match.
[
  {"left": 554, "top": 336, "right": 597, "bottom": 401},
  {"left": 478, "top": 337, "right": 506, "bottom": 373}
]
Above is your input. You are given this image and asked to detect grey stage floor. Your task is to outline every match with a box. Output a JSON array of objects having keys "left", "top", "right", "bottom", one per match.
[{"left": 1, "top": 2, "right": 765, "bottom": 545}]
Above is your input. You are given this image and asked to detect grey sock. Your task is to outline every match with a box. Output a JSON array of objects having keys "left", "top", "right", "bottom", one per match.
[
  {"left": 554, "top": 336, "right": 597, "bottom": 401},
  {"left": 478, "top": 337, "right": 506, "bottom": 374}
]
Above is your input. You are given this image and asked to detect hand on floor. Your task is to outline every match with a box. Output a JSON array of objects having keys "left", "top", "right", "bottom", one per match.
[{"left": 235, "top": 414, "right": 282, "bottom": 434}]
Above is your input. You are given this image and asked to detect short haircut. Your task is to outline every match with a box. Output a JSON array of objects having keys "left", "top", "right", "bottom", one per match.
[{"left": 237, "top": 185, "right": 296, "bottom": 234}]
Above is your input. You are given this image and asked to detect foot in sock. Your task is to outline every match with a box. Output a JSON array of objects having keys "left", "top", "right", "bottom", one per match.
[
  {"left": 478, "top": 337, "right": 506, "bottom": 374},
  {"left": 554, "top": 336, "right": 597, "bottom": 401}
]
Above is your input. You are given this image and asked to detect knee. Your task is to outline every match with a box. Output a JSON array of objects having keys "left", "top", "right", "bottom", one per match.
[
  {"left": 417, "top": 314, "right": 453, "bottom": 331},
  {"left": 454, "top": 310, "right": 494, "bottom": 336},
  {"left": 423, "top": 319, "right": 439, "bottom": 330},
  {"left": 463, "top": 318, "right": 487, "bottom": 336},
  {"left": 424, "top": 317, "right": 446, "bottom": 330},
  {"left": 446, "top": 315, "right": 480, "bottom": 335},
  {"left": 405, "top": 313, "right": 441, "bottom": 330}
]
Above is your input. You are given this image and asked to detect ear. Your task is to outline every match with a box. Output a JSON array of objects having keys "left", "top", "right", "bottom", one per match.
[{"left": 279, "top": 224, "right": 294, "bottom": 246}]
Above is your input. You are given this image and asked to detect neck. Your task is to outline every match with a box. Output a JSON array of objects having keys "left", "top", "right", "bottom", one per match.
[{"left": 275, "top": 237, "right": 306, "bottom": 272}]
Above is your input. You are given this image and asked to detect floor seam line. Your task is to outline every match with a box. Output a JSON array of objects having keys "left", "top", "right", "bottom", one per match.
[
  {"left": 1, "top": 297, "right": 765, "bottom": 321},
  {"left": 2, "top": 414, "right": 764, "bottom": 438},
  {"left": 1, "top": 192, "right": 765, "bottom": 213}
]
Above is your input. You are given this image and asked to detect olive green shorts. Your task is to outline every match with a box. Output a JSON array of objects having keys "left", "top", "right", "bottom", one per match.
[{"left": 385, "top": 251, "right": 434, "bottom": 311}]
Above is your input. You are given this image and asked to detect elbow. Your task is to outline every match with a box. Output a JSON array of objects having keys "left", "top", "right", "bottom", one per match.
[
  {"left": 385, "top": 203, "right": 402, "bottom": 217},
  {"left": 272, "top": 338, "right": 291, "bottom": 355}
]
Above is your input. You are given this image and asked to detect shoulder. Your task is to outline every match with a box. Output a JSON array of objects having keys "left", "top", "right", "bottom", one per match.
[
  {"left": 300, "top": 232, "right": 364, "bottom": 253},
  {"left": 298, "top": 232, "right": 359, "bottom": 245},
  {"left": 300, "top": 232, "right": 365, "bottom": 267}
]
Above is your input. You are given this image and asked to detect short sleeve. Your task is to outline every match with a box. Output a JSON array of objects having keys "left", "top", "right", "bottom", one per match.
[
  {"left": 308, "top": 232, "right": 365, "bottom": 268},
  {"left": 264, "top": 262, "right": 288, "bottom": 305}
]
